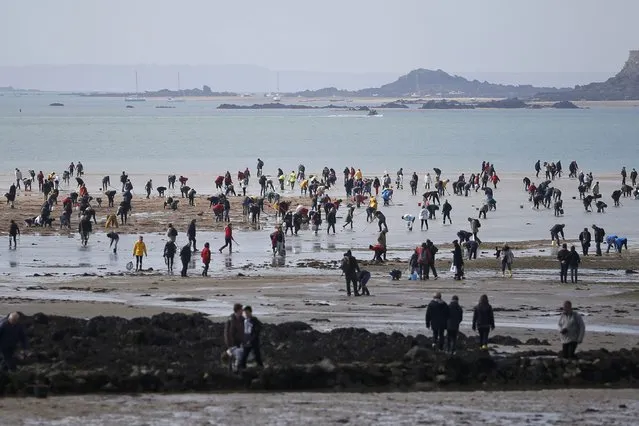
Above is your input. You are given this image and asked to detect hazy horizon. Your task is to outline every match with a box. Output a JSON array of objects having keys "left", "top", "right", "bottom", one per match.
[{"left": 1, "top": 0, "right": 638, "bottom": 91}]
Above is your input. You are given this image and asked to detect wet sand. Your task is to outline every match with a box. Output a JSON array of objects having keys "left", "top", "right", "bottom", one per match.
[
  {"left": 2, "top": 273, "right": 638, "bottom": 351},
  {"left": 1, "top": 389, "right": 637, "bottom": 425}
]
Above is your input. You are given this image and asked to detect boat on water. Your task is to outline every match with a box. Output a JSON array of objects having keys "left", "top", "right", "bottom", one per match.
[
  {"left": 167, "top": 73, "right": 185, "bottom": 102},
  {"left": 125, "top": 71, "right": 146, "bottom": 102},
  {"left": 368, "top": 109, "right": 379, "bottom": 116}
]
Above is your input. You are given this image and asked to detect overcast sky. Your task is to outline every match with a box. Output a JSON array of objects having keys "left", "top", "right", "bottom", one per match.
[{"left": 2, "top": 0, "right": 638, "bottom": 72}]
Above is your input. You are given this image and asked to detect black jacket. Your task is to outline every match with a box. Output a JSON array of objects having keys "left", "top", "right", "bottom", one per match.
[
  {"left": 187, "top": 223, "right": 196, "bottom": 238},
  {"left": 0, "top": 317, "right": 28, "bottom": 351},
  {"left": 180, "top": 245, "right": 192, "bottom": 261},
  {"left": 442, "top": 202, "right": 452, "bottom": 214},
  {"left": 472, "top": 303, "right": 494, "bottom": 329},
  {"left": 243, "top": 316, "right": 262, "bottom": 347},
  {"left": 593, "top": 226, "right": 605, "bottom": 243},
  {"left": 579, "top": 230, "right": 591, "bottom": 245},
  {"left": 164, "top": 242, "right": 177, "bottom": 258},
  {"left": 453, "top": 245, "right": 463, "bottom": 266},
  {"left": 425, "top": 299, "right": 449, "bottom": 330},
  {"left": 569, "top": 250, "right": 581, "bottom": 267},
  {"left": 341, "top": 254, "right": 360, "bottom": 277},
  {"left": 557, "top": 248, "right": 570, "bottom": 264},
  {"left": 447, "top": 301, "right": 463, "bottom": 331}
]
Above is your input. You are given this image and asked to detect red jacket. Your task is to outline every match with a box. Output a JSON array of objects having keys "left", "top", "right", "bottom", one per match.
[
  {"left": 224, "top": 226, "right": 232, "bottom": 239},
  {"left": 201, "top": 247, "right": 211, "bottom": 263}
]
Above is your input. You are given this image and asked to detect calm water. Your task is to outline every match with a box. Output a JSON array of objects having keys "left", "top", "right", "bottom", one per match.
[{"left": 1, "top": 94, "right": 639, "bottom": 175}]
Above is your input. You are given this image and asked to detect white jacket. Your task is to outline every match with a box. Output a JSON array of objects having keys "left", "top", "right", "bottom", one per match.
[
  {"left": 558, "top": 312, "right": 585, "bottom": 344},
  {"left": 419, "top": 207, "right": 428, "bottom": 220},
  {"left": 15, "top": 170, "right": 22, "bottom": 180}
]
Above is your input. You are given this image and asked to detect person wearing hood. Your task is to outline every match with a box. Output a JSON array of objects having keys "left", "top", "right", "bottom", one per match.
[
  {"left": 424, "top": 240, "right": 438, "bottom": 280},
  {"left": 340, "top": 250, "right": 360, "bottom": 297},
  {"left": 132, "top": 236, "right": 147, "bottom": 272},
  {"left": 447, "top": 295, "right": 463, "bottom": 353},
  {"left": 163, "top": 240, "right": 177, "bottom": 273},
  {"left": 558, "top": 300, "right": 585, "bottom": 359},
  {"left": 472, "top": 294, "right": 495, "bottom": 350},
  {"left": 425, "top": 292, "right": 449, "bottom": 351},
  {"left": 605, "top": 234, "right": 618, "bottom": 254}
]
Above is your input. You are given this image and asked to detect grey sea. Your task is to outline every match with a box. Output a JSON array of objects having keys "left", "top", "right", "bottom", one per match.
[{"left": 1, "top": 94, "right": 639, "bottom": 174}]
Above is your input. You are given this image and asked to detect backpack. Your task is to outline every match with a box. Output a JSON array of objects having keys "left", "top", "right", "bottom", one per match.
[{"left": 476, "top": 221, "right": 481, "bottom": 228}]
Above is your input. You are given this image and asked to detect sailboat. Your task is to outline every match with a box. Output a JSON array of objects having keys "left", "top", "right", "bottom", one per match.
[
  {"left": 168, "top": 72, "right": 185, "bottom": 103},
  {"left": 272, "top": 72, "right": 281, "bottom": 102},
  {"left": 125, "top": 71, "right": 146, "bottom": 102}
]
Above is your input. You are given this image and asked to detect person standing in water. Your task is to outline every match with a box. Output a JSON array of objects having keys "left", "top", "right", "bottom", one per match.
[
  {"left": 219, "top": 223, "right": 235, "bottom": 253},
  {"left": 132, "top": 236, "right": 147, "bottom": 272},
  {"left": 8, "top": 220, "right": 20, "bottom": 249},
  {"left": 201, "top": 242, "right": 211, "bottom": 277},
  {"left": 180, "top": 243, "right": 192, "bottom": 277},
  {"left": 558, "top": 300, "right": 585, "bottom": 359},
  {"left": 163, "top": 240, "right": 176, "bottom": 273},
  {"left": 501, "top": 245, "right": 514, "bottom": 277},
  {"left": 419, "top": 204, "right": 428, "bottom": 230},
  {"left": 569, "top": 246, "right": 581, "bottom": 283},
  {"left": 187, "top": 219, "right": 197, "bottom": 252}
]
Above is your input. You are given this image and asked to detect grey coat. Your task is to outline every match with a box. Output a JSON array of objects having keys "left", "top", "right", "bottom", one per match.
[{"left": 558, "top": 312, "right": 585, "bottom": 344}]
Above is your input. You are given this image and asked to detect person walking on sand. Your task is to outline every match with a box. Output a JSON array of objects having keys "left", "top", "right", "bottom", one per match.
[
  {"left": 569, "top": 246, "right": 581, "bottom": 283},
  {"left": 340, "top": 250, "right": 360, "bottom": 297},
  {"left": 558, "top": 300, "right": 585, "bottom": 359},
  {"left": 219, "top": 223, "right": 236, "bottom": 253},
  {"left": 501, "top": 245, "right": 514, "bottom": 277},
  {"left": 14, "top": 168, "right": 22, "bottom": 190},
  {"left": 179, "top": 243, "right": 192, "bottom": 277},
  {"left": 8, "top": 220, "right": 20, "bottom": 249},
  {"left": 201, "top": 242, "right": 211, "bottom": 276},
  {"left": 425, "top": 292, "right": 449, "bottom": 351},
  {"left": 132, "top": 236, "right": 147, "bottom": 272},
  {"left": 557, "top": 243, "right": 570, "bottom": 284},
  {"left": 447, "top": 295, "right": 463, "bottom": 354},
  {"left": 472, "top": 294, "right": 495, "bottom": 350},
  {"left": 163, "top": 240, "right": 176, "bottom": 273}
]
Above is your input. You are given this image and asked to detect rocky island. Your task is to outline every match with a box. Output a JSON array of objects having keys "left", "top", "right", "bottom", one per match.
[{"left": 536, "top": 50, "right": 639, "bottom": 101}]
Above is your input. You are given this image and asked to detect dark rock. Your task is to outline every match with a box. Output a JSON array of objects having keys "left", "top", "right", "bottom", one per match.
[
  {"left": 420, "top": 99, "right": 474, "bottom": 110},
  {"left": 3, "top": 314, "right": 639, "bottom": 395},
  {"left": 475, "top": 98, "right": 528, "bottom": 109},
  {"left": 551, "top": 101, "right": 579, "bottom": 109},
  {"left": 625, "top": 270, "right": 637, "bottom": 274},
  {"left": 163, "top": 297, "right": 205, "bottom": 302}
]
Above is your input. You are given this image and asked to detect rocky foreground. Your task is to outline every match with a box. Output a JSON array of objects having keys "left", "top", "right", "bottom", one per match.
[{"left": 2, "top": 313, "right": 638, "bottom": 396}]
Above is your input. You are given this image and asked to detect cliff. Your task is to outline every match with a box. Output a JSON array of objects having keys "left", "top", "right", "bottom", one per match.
[
  {"left": 292, "top": 69, "right": 564, "bottom": 98},
  {"left": 536, "top": 50, "right": 639, "bottom": 101}
]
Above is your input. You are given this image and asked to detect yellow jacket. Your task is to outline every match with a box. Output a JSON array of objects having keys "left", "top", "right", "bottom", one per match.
[
  {"left": 369, "top": 198, "right": 378, "bottom": 210},
  {"left": 133, "top": 241, "right": 147, "bottom": 257},
  {"left": 289, "top": 173, "right": 296, "bottom": 183},
  {"left": 301, "top": 179, "right": 309, "bottom": 189},
  {"left": 354, "top": 170, "right": 363, "bottom": 180}
]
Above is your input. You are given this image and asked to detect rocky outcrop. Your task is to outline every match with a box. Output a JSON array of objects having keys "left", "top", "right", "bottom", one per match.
[
  {"left": 2, "top": 313, "right": 638, "bottom": 396},
  {"left": 552, "top": 101, "right": 580, "bottom": 109},
  {"left": 421, "top": 100, "right": 475, "bottom": 110},
  {"left": 475, "top": 98, "right": 529, "bottom": 109},
  {"left": 293, "top": 69, "right": 563, "bottom": 98},
  {"left": 536, "top": 50, "right": 639, "bottom": 100}
]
